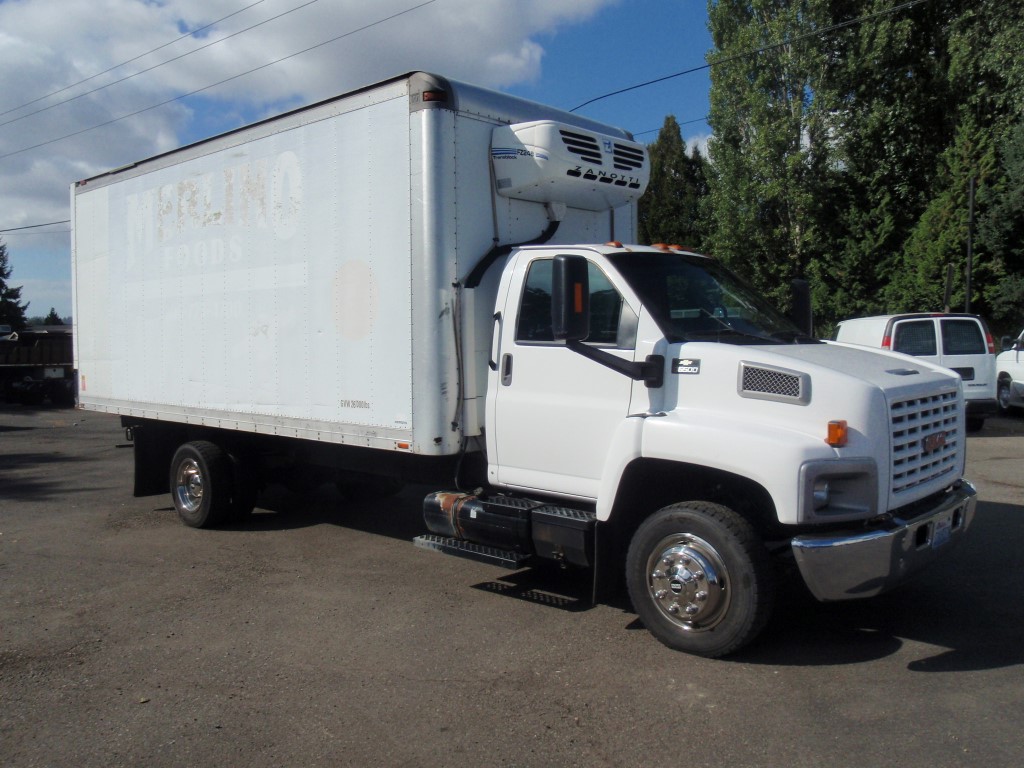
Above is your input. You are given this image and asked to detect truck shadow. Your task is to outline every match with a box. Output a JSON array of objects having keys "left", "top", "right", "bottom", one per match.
[
  {"left": 232, "top": 482, "right": 432, "bottom": 541},
  {"left": 735, "top": 499, "right": 1024, "bottom": 670},
  {"left": 225, "top": 487, "right": 1023, "bottom": 669}
]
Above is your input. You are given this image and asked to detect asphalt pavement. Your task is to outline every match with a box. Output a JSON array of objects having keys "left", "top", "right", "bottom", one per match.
[{"left": 2, "top": 403, "right": 1023, "bottom": 767}]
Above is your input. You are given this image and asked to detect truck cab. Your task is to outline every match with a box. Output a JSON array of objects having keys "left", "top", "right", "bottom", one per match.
[{"left": 458, "top": 243, "right": 976, "bottom": 656}]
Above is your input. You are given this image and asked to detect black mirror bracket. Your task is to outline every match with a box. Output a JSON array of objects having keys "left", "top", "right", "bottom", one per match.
[{"left": 566, "top": 340, "right": 664, "bottom": 389}]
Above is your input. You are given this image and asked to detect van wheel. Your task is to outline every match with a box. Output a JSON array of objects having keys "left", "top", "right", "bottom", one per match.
[
  {"left": 998, "top": 380, "right": 1012, "bottom": 414},
  {"left": 169, "top": 441, "right": 232, "bottom": 528},
  {"left": 626, "top": 502, "right": 774, "bottom": 658}
]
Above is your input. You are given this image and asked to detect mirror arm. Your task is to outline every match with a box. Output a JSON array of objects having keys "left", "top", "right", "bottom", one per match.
[{"left": 566, "top": 340, "right": 664, "bottom": 388}]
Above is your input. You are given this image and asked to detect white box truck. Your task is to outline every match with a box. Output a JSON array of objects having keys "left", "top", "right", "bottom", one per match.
[{"left": 72, "top": 72, "right": 976, "bottom": 657}]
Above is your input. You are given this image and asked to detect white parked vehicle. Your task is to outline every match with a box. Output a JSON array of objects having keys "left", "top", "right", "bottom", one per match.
[
  {"left": 71, "top": 72, "right": 976, "bottom": 657},
  {"left": 996, "top": 328, "right": 1024, "bottom": 413},
  {"left": 833, "top": 313, "right": 998, "bottom": 431}
]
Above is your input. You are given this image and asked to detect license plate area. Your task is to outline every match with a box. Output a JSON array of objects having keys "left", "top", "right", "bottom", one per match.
[
  {"left": 932, "top": 515, "right": 952, "bottom": 549},
  {"left": 912, "top": 501, "right": 966, "bottom": 551}
]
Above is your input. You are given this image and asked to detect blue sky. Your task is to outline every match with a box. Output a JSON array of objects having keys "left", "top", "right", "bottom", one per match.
[{"left": 0, "top": 0, "right": 713, "bottom": 319}]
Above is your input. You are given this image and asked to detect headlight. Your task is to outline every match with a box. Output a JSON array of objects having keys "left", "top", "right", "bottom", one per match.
[
  {"left": 799, "top": 459, "right": 878, "bottom": 522},
  {"left": 812, "top": 479, "right": 831, "bottom": 510}
]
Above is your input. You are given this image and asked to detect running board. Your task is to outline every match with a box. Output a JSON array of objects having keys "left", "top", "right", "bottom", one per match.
[{"left": 413, "top": 534, "right": 531, "bottom": 570}]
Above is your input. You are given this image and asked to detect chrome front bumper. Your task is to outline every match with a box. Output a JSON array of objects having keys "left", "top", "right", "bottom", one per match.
[{"left": 791, "top": 481, "right": 977, "bottom": 601}]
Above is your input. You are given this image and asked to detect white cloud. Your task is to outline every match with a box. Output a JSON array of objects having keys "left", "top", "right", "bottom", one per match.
[
  {"left": 687, "top": 132, "right": 711, "bottom": 158},
  {"left": 0, "top": 0, "right": 618, "bottom": 314}
]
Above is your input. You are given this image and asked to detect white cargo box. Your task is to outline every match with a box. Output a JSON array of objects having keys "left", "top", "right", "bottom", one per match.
[{"left": 72, "top": 72, "right": 645, "bottom": 456}]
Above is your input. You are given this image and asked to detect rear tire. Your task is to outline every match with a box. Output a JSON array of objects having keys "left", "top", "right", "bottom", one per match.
[
  {"left": 998, "top": 380, "right": 1012, "bottom": 415},
  {"left": 626, "top": 501, "right": 774, "bottom": 658},
  {"left": 169, "top": 441, "right": 232, "bottom": 528}
]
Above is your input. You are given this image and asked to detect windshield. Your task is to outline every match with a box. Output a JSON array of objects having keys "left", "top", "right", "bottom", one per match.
[{"left": 606, "top": 251, "right": 813, "bottom": 345}]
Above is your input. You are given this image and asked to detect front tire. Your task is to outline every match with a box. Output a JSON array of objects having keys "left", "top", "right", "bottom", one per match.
[
  {"left": 169, "top": 441, "right": 232, "bottom": 528},
  {"left": 626, "top": 501, "right": 774, "bottom": 658}
]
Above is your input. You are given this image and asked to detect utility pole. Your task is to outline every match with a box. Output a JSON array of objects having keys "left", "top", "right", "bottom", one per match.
[{"left": 966, "top": 176, "right": 975, "bottom": 313}]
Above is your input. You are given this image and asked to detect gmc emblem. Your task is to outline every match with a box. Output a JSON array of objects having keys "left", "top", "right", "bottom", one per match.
[{"left": 923, "top": 431, "right": 947, "bottom": 453}]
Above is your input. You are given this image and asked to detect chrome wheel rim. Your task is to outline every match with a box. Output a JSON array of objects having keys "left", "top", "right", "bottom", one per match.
[
  {"left": 174, "top": 458, "right": 204, "bottom": 513},
  {"left": 645, "top": 533, "right": 730, "bottom": 632}
]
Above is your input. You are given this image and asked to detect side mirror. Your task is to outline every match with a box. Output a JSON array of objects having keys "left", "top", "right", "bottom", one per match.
[{"left": 552, "top": 254, "right": 590, "bottom": 342}]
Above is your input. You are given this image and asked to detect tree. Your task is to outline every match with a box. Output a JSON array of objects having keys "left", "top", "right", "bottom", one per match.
[
  {"left": 702, "top": 0, "right": 1024, "bottom": 328},
  {"left": 44, "top": 308, "right": 64, "bottom": 326},
  {"left": 823, "top": 0, "right": 956, "bottom": 320},
  {"left": 977, "top": 121, "right": 1024, "bottom": 335},
  {"left": 0, "top": 238, "right": 30, "bottom": 331},
  {"left": 705, "top": 0, "right": 837, "bottom": 313},
  {"left": 638, "top": 116, "right": 710, "bottom": 249},
  {"left": 883, "top": 0, "right": 1024, "bottom": 319}
]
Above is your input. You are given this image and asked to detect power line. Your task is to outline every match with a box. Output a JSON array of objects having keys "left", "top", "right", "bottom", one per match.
[
  {"left": 0, "top": 220, "right": 71, "bottom": 233},
  {"left": 0, "top": 0, "right": 437, "bottom": 162},
  {"left": 0, "top": 0, "right": 266, "bottom": 120},
  {"left": 0, "top": 0, "right": 319, "bottom": 130},
  {"left": 634, "top": 115, "right": 710, "bottom": 138},
  {"left": 570, "top": 0, "right": 933, "bottom": 112}
]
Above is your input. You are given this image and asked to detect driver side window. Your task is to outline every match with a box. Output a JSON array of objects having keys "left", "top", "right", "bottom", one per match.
[{"left": 515, "top": 258, "right": 635, "bottom": 347}]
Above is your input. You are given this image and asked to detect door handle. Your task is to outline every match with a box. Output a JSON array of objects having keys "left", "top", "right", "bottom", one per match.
[
  {"left": 489, "top": 312, "right": 502, "bottom": 371},
  {"left": 501, "top": 353, "right": 513, "bottom": 386}
]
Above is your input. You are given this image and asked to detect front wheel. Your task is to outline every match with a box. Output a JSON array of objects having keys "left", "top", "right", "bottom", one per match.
[{"left": 626, "top": 501, "right": 774, "bottom": 658}]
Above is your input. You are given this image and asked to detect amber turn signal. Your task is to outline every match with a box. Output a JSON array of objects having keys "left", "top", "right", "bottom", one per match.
[{"left": 826, "top": 420, "right": 848, "bottom": 447}]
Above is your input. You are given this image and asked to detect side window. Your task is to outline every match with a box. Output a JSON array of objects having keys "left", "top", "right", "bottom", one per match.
[
  {"left": 516, "top": 260, "right": 556, "bottom": 342},
  {"left": 941, "top": 319, "right": 985, "bottom": 355},
  {"left": 892, "top": 320, "right": 937, "bottom": 356},
  {"left": 515, "top": 259, "right": 630, "bottom": 347}
]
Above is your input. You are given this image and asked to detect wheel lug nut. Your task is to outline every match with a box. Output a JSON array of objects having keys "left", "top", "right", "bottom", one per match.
[
  {"left": 668, "top": 603, "right": 680, "bottom": 614},
  {"left": 662, "top": 556, "right": 674, "bottom": 566},
  {"left": 685, "top": 604, "right": 699, "bottom": 616},
  {"left": 695, "top": 590, "right": 708, "bottom": 602},
  {"left": 652, "top": 570, "right": 665, "bottom": 580},
  {"left": 693, "top": 570, "right": 704, "bottom": 580},
  {"left": 654, "top": 589, "right": 668, "bottom": 599}
]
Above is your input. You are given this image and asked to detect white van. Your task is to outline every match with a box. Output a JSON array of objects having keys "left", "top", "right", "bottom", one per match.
[
  {"left": 996, "top": 328, "right": 1024, "bottom": 413},
  {"left": 834, "top": 313, "right": 997, "bottom": 430}
]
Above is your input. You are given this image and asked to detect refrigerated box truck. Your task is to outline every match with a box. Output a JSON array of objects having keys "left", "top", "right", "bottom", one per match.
[{"left": 72, "top": 72, "right": 976, "bottom": 657}]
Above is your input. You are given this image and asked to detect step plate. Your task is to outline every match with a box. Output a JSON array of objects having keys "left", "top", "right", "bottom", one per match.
[{"left": 413, "top": 534, "right": 531, "bottom": 570}]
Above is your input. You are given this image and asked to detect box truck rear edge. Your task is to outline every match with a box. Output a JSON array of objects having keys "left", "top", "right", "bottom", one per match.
[{"left": 72, "top": 71, "right": 976, "bottom": 658}]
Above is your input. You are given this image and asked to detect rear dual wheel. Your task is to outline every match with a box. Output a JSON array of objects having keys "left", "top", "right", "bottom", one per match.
[
  {"left": 626, "top": 501, "right": 774, "bottom": 658},
  {"left": 169, "top": 441, "right": 256, "bottom": 528}
]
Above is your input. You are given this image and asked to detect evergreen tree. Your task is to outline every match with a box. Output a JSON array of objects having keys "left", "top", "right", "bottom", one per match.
[
  {"left": 638, "top": 116, "right": 709, "bottom": 249},
  {"left": 44, "top": 308, "right": 64, "bottom": 325},
  {"left": 824, "top": 0, "right": 956, "bottom": 320},
  {"left": 0, "top": 238, "right": 30, "bottom": 331},
  {"left": 884, "top": 0, "right": 1024, "bottom": 318},
  {"left": 977, "top": 121, "right": 1024, "bottom": 334},
  {"left": 702, "top": 0, "right": 1024, "bottom": 328}
]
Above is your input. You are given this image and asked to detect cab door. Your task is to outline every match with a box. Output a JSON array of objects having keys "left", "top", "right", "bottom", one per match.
[{"left": 486, "top": 252, "right": 637, "bottom": 500}]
